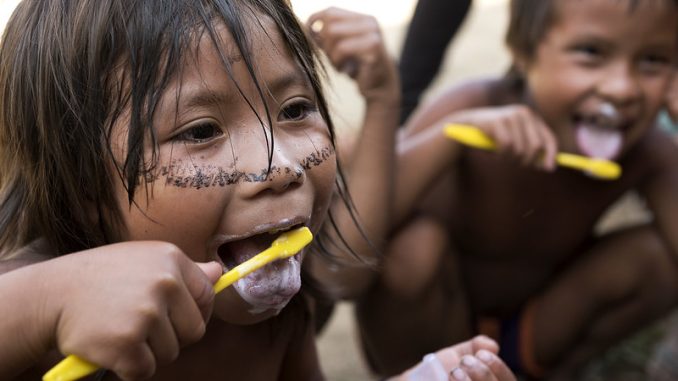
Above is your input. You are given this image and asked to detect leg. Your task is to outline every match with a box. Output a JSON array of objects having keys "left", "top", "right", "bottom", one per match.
[
  {"left": 355, "top": 215, "right": 473, "bottom": 377},
  {"left": 399, "top": 0, "right": 472, "bottom": 124},
  {"left": 525, "top": 226, "right": 678, "bottom": 379}
]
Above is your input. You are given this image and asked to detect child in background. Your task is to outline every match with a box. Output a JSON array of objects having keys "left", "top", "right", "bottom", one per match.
[
  {"left": 0, "top": 1, "right": 515, "bottom": 380},
  {"left": 357, "top": 0, "right": 678, "bottom": 379}
]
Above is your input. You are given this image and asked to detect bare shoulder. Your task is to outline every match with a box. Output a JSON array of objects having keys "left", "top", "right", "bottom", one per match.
[
  {"left": 0, "top": 238, "right": 54, "bottom": 274},
  {"left": 625, "top": 128, "right": 678, "bottom": 179},
  {"left": 404, "top": 77, "right": 514, "bottom": 134}
]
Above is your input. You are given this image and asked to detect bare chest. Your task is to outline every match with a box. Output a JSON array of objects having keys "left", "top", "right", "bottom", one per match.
[{"left": 433, "top": 152, "right": 635, "bottom": 261}]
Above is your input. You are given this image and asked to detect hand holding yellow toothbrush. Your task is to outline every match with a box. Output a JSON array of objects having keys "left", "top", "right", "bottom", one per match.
[
  {"left": 43, "top": 227, "right": 313, "bottom": 381},
  {"left": 444, "top": 124, "right": 621, "bottom": 180}
]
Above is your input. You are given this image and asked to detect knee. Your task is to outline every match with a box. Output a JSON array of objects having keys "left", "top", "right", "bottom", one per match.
[
  {"left": 382, "top": 216, "right": 449, "bottom": 298},
  {"left": 594, "top": 228, "right": 678, "bottom": 310},
  {"left": 637, "top": 239, "right": 678, "bottom": 312}
]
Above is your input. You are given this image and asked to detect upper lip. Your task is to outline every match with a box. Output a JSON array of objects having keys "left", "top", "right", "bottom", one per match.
[
  {"left": 208, "top": 215, "right": 310, "bottom": 257},
  {"left": 576, "top": 111, "right": 632, "bottom": 130}
]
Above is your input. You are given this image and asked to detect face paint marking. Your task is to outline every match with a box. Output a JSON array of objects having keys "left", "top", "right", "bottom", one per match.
[{"left": 144, "top": 146, "right": 334, "bottom": 189}]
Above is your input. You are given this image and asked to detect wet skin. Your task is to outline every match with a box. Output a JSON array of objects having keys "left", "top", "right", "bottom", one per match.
[{"left": 105, "top": 14, "right": 334, "bottom": 381}]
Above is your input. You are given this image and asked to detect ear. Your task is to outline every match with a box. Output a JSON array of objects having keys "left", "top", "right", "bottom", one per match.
[{"left": 511, "top": 49, "right": 530, "bottom": 76}]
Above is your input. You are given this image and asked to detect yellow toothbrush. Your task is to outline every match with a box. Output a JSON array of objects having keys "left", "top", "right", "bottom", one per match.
[
  {"left": 444, "top": 124, "right": 622, "bottom": 180},
  {"left": 43, "top": 226, "right": 313, "bottom": 381}
]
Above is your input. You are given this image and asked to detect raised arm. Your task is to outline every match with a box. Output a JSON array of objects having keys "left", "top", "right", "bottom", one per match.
[
  {"left": 303, "top": 7, "right": 400, "bottom": 299},
  {"left": 393, "top": 80, "right": 558, "bottom": 225}
]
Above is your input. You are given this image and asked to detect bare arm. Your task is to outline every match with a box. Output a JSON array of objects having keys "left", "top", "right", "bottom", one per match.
[
  {"left": 0, "top": 242, "right": 221, "bottom": 380},
  {"left": 640, "top": 130, "right": 678, "bottom": 266},
  {"left": 393, "top": 79, "right": 559, "bottom": 225},
  {"left": 0, "top": 261, "right": 59, "bottom": 379},
  {"left": 303, "top": 8, "right": 400, "bottom": 299}
]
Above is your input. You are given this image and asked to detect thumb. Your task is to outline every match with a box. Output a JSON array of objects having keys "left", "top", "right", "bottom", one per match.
[{"left": 196, "top": 261, "right": 223, "bottom": 284}]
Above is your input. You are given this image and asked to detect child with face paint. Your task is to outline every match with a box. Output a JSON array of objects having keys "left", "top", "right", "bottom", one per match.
[
  {"left": 356, "top": 0, "right": 678, "bottom": 380},
  {"left": 0, "top": 1, "right": 516, "bottom": 380}
]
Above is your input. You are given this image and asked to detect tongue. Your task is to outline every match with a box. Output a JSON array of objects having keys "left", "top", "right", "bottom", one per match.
[
  {"left": 223, "top": 234, "right": 275, "bottom": 267},
  {"left": 576, "top": 123, "right": 622, "bottom": 160}
]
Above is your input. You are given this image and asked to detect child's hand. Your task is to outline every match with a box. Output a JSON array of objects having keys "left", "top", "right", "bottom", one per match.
[
  {"left": 396, "top": 336, "right": 516, "bottom": 381},
  {"left": 449, "top": 105, "right": 558, "bottom": 171},
  {"left": 45, "top": 242, "right": 221, "bottom": 380},
  {"left": 307, "top": 7, "right": 399, "bottom": 104}
]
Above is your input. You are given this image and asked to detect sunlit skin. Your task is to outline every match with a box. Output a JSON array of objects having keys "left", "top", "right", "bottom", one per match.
[
  {"left": 106, "top": 16, "right": 335, "bottom": 380},
  {"left": 357, "top": 0, "right": 678, "bottom": 378}
]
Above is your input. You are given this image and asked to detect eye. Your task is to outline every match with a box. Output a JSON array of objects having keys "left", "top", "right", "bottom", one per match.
[
  {"left": 571, "top": 43, "right": 603, "bottom": 60},
  {"left": 638, "top": 53, "right": 671, "bottom": 74},
  {"left": 174, "top": 122, "right": 223, "bottom": 143},
  {"left": 278, "top": 99, "right": 317, "bottom": 122}
]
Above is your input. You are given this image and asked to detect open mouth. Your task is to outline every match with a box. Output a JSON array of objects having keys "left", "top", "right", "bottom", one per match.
[
  {"left": 217, "top": 223, "right": 305, "bottom": 272},
  {"left": 573, "top": 106, "right": 628, "bottom": 160},
  {"left": 216, "top": 223, "right": 306, "bottom": 312}
]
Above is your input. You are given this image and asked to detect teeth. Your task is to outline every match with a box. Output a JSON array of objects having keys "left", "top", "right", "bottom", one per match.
[
  {"left": 267, "top": 226, "right": 294, "bottom": 235},
  {"left": 593, "top": 103, "right": 621, "bottom": 129}
]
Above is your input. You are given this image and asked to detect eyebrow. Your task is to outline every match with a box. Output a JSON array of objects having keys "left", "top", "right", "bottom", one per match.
[
  {"left": 180, "top": 89, "right": 231, "bottom": 113},
  {"left": 180, "top": 71, "right": 311, "bottom": 112},
  {"left": 264, "top": 71, "right": 312, "bottom": 97}
]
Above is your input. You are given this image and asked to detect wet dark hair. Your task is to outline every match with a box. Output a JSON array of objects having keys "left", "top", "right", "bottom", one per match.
[{"left": 0, "top": 0, "right": 353, "bottom": 257}]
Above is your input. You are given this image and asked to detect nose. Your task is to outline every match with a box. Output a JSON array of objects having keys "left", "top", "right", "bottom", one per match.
[
  {"left": 241, "top": 144, "right": 306, "bottom": 198},
  {"left": 597, "top": 61, "right": 641, "bottom": 107}
]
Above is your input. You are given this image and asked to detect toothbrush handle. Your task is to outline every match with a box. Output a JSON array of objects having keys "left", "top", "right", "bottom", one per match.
[
  {"left": 44, "top": 226, "right": 312, "bottom": 381},
  {"left": 443, "top": 124, "right": 621, "bottom": 180},
  {"left": 46, "top": 246, "right": 281, "bottom": 381},
  {"left": 443, "top": 124, "right": 496, "bottom": 150},
  {"left": 555, "top": 153, "right": 592, "bottom": 172},
  {"left": 43, "top": 355, "right": 98, "bottom": 381},
  {"left": 212, "top": 246, "right": 278, "bottom": 293}
]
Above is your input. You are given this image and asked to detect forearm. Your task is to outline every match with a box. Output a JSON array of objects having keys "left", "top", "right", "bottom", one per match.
[
  {"left": 0, "top": 262, "right": 58, "bottom": 379},
  {"left": 394, "top": 122, "right": 462, "bottom": 225}
]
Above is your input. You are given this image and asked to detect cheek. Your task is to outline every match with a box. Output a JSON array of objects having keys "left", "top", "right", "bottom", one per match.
[
  {"left": 119, "top": 179, "right": 225, "bottom": 262},
  {"left": 308, "top": 147, "right": 337, "bottom": 232}
]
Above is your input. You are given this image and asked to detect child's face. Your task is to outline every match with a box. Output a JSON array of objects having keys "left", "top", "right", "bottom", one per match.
[
  {"left": 110, "top": 17, "right": 336, "bottom": 323},
  {"left": 520, "top": 0, "right": 677, "bottom": 160}
]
